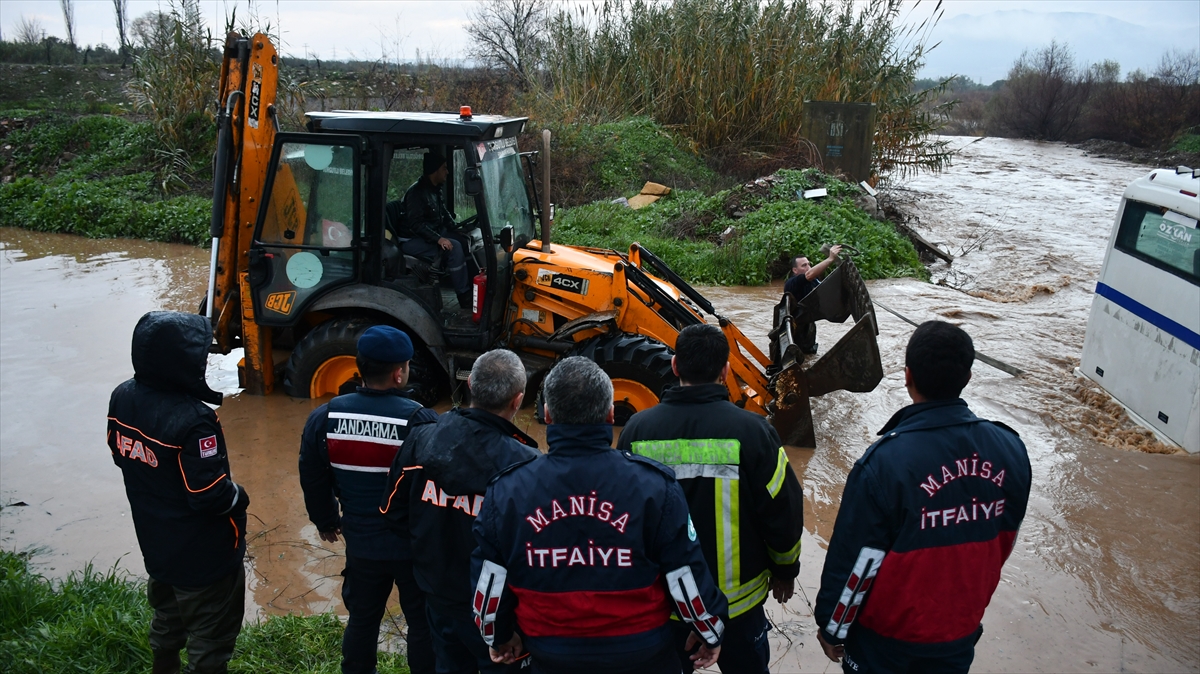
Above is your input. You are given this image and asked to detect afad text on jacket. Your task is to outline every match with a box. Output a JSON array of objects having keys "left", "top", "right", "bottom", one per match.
[{"left": 106, "top": 311, "right": 250, "bottom": 588}]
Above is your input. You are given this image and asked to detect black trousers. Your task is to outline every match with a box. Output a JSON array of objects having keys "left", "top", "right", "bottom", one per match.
[
  {"left": 401, "top": 235, "right": 470, "bottom": 295},
  {"left": 147, "top": 565, "right": 245, "bottom": 674},
  {"left": 341, "top": 555, "right": 435, "bottom": 674},
  {"left": 841, "top": 625, "right": 982, "bottom": 674},
  {"left": 426, "top": 604, "right": 522, "bottom": 674},
  {"left": 675, "top": 603, "right": 770, "bottom": 674}
]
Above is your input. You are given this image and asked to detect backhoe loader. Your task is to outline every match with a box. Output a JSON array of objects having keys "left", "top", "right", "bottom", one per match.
[{"left": 205, "top": 32, "right": 883, "bottom": 447}]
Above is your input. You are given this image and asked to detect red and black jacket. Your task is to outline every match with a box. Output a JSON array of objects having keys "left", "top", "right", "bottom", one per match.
[
  {"left": 379, "top": 407, "right": 539, "bottom": 621},
  {"left": 106, "top": 312, "right": 249, "bottom": 588},
  {"left": 299, "top": 387, "right": 437, "bottom": 560},
  {"left": 815, "top": 399, "right": 1031, "bottom": 652},
  {"left": 470, "top": 423, "right": 728, "bottom": 671}
]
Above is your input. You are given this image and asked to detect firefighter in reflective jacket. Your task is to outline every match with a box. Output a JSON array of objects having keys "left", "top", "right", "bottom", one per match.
[
  {"left": 471, "top": 357, "right": 728, "bottom": 674},
  {"left": 299, "top": 326, "right": 438, "bottom": 674},
  {"left": 618, "top": 324, "right": 805, "bottom": 673},
  {"left": 815, "top": 322, "right": 1031, "bottom": 674}
]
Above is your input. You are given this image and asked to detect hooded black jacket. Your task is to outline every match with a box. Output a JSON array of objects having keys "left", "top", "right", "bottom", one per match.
[
  {"left": 379, "top": 408, "right": 539, "bottom": 620},
  {"left": 106, "top": 311, "right": 249, "bottom": 588}
]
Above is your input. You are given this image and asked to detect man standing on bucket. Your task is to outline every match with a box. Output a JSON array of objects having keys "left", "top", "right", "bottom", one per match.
[
  {"left": 814, "top": 321, "right": 1031, "bottom": 674},
  {"left": 299, "top": 325, "right": 437, "bottom": 674},
  {"left": 619, "top": 323, "right": 805, "bottom": 673},
  {"left": 106, "top": 311, "right": 251, "bottom": 674}
]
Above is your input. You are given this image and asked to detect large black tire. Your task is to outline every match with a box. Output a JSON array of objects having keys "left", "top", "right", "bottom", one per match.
[
  {"left": 574, "top": 334, "right": 678, "bottom": 426},
  {"left": 283, "top": 316, "right": 442, "bottom": 405}
]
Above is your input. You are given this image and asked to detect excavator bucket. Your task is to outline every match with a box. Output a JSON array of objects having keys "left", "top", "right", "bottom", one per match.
[{"left": 767, "top": 259, "right": 884, "bottom": 447}]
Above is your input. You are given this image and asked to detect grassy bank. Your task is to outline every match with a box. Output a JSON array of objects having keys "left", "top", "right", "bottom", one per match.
[
  {"left": 0, "top": 112, "right": 210, "bottom": 245},
  {"left": 0, "top": 550, "right": 409, "bottom": 674},
  {"left": 555, "top": 168, "right": 927, "bottom": 285}
]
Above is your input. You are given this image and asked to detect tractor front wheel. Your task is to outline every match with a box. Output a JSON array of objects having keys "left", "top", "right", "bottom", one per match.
[
  {"left": 284, "top": 317, "right": 440, "bottom": 405},
  {"left": 575, "top": 334, "right": 678, "bottom": 426}
]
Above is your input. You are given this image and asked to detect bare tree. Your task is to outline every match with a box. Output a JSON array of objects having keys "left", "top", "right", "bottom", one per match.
[
  {"left": 113, "top": 0, "right": 130, "bottom": 65},
  {"left": 465, "top": 0, "right": 548, "bottom": 86},
  {"left": 60, "top": 0, "right": 76, "bottom": 49},
  {"left": 987, "top": 41, "right": 1092, "bottom": 141},
  {"left": 15, "top": 15, "right": 46, "bottom": 44}
]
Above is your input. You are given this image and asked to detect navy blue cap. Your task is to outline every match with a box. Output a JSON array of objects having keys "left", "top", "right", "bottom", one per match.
[{"left": 357, "top": 326, "right": 414, "bottom": 363}]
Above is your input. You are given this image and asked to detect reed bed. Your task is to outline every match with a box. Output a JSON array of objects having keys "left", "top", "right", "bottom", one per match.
[{"left": 541, "top": 0, "right": 953, "bottom": 177}]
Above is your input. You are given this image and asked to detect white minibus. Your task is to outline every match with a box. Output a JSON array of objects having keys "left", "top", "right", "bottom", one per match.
[{"left": 1079, "top": 166, "right": 1199, "bottom": 453}]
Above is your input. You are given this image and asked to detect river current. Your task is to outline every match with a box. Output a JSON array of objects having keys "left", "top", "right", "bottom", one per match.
[{"left": 1, "top": 138, "right": 1196, "bottom": 672}]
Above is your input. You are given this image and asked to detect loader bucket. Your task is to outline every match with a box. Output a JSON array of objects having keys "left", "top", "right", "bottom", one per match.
[{"left": 767, "top": 259, "right": 884, "bottom": 447}]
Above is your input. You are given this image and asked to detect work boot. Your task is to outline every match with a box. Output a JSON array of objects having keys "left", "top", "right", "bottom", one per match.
[
  {"left": 151, "top": 650, "right": 181, "bottom": 674},
  {"left": 457, "top": 292, "right": 473, "bottom": 311}
]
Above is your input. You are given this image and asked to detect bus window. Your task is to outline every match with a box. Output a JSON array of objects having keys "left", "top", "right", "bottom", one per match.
[{"left": 1115, "top": 200, "right": 1200, "bottom": 284}]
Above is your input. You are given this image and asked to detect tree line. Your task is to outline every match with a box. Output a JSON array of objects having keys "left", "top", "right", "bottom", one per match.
[{"left": 924, "top": 42, "right": 1200, "bottom": 150}]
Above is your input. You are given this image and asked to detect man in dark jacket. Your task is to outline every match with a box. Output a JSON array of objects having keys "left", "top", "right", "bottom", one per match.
[
  {"left": 814, "top": 321, "right": 1032, "bottom": 674},
  {"left": 394, "top": 151, "right": 471, "bottom": 308},
  {"left": 107, "top": 311, "right": 251, "bottom": 674},
  {"left": 618, "top": 323, "right": 805, "bottom": 674},
  {"left": 471, "top": 357, "right": 728, "bottom": 674},
  {"left": 299, "top": 326, "right": 438, "bottom": 674},
  {"left": 380, "top": 348, "right": 539, "bottom": 673}
]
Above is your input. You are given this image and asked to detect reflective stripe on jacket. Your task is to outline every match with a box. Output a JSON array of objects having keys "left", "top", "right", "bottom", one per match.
[
  {"left": 814, "top": 399, "right": 1031, "bottom": 651},
  {"left": 618, "top": 383, "right": 804, "bottom": 618}
]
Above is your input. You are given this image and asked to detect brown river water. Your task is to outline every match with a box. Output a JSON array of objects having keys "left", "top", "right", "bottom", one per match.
[{"left": 2, "top": 138, "right": 1197, "bottom": 672}]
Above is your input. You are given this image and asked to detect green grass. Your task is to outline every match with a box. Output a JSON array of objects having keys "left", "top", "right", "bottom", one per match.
[
  {"left": 0, "top": 551, "right": 410, "bottom": 674},
  {"left": 0, "top": 113, "right": 209, "bottom": 245},
  {"left": 1170, "top": 133, "right": 1200, "bottom": 154},
  {"left": 554, "top": 168, "right": 927, "bottom": 285}
]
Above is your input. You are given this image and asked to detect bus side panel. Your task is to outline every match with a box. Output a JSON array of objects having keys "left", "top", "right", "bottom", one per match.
[{"left": 1081, "top": 249, "right": 1200, "bottom": 454}]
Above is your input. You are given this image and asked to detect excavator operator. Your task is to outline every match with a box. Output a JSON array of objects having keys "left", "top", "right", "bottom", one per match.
[{"left": 393, "top": 151, "right": 473, "bottom": 310}]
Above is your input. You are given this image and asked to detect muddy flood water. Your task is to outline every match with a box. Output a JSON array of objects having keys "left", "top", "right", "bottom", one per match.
[{"left": 2, "top": 137, "right": 1198, "bottom": 672}]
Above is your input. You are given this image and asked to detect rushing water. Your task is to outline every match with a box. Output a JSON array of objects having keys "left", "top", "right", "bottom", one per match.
[{"left": 1, "top": 138, "right": 1197, "bottom": 672}]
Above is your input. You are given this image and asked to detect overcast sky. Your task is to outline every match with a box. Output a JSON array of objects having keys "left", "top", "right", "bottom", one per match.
[{"left": 1, "top": 0, "right": 1197, "bottom": 81}]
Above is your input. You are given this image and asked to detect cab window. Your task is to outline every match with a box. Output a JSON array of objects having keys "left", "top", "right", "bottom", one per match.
[{"left": 260, "top": 142, "right": 357, "bottom": 248}]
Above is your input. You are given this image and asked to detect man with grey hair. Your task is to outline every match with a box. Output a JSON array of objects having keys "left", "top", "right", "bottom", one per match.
[
  {"left": 470, "top": 357, "right": 728, "bottom": 674},
  {"left": 381, "top": 349, "right": 539, "bottom": 673}
]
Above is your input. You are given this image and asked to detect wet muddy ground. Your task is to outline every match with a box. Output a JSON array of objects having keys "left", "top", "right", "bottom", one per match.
[{"left": 2, "top": 138, "right": 1197, "bottom": 672}]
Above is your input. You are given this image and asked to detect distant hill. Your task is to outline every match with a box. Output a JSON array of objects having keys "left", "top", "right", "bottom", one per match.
[{"left": 918, "top": 9, "right": 1199, "bottom": 83}]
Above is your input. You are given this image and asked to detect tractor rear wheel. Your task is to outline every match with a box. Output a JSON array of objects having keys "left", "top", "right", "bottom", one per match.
[
  {"left": 574, "top": 334, "right": 678, "bottom": 426},
  {"left": 284, "top": 317, "right": 440, "bottom": 405}
]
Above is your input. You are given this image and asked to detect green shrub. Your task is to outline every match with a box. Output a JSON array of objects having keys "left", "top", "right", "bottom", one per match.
[
  {"left": 553, "top": 168, "right": 926, "bottom": 285},
  {"left": 1171, "top": 133, "right": 1200, "bottom": 154},
  {"left": 0, "top": 176, "right": 210, "bottom": 245},
  {"left": 538, "top": 116, "right": 719, "bottom": 206}
]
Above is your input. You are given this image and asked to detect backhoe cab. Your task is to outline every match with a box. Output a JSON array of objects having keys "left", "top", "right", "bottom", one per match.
[{"left": 207, "top": 32, "right": 884, "bottom": 447}]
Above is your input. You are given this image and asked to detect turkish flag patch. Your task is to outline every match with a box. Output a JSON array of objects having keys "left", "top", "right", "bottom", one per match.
[{"left": 199, "top": 435, "right": 219, "bottom": 458}]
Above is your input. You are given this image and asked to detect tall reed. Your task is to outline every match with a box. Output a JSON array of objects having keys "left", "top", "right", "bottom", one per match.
[{"left": 541, "top": 0, "right": 952, "bottom": 177}]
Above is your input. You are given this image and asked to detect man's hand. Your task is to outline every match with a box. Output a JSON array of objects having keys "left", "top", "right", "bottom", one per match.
[
  {"left": 828, "top": 244, "right": 843, "bottom": 260},
  {"left": 816, "top": 629, "right": 844, "bottom": 663},
  {"left": 684, "top": 631, "right": 721, "bottom": 669},
  {"left": 437, "top": 237, "right": 453, "bottom": 251},
  {"left": 489, "top": 633, "right": 523, "bottom": 664},
  {"left": 769, "top": 576, "right": 794, "bottom": 604},
  {"left": 318, "top": 528, "right": 341, "bottom": 543}
]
